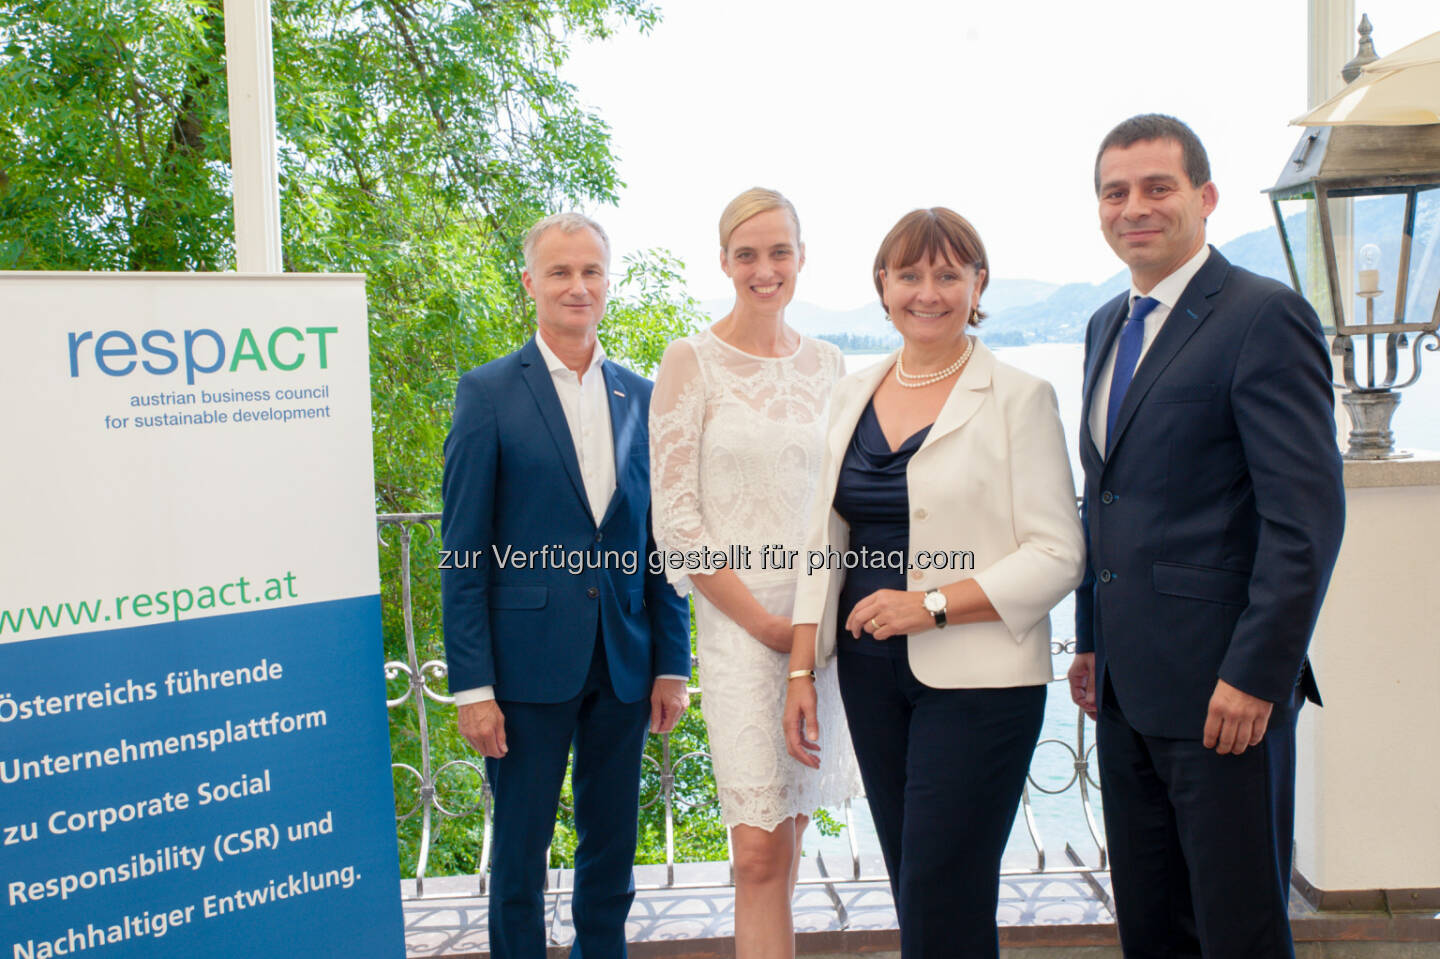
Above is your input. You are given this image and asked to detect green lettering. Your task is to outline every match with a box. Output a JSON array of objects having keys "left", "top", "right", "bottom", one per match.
[
  {"left": 228, "top": 328, "right": 267, "bottom": 371},
  {"left": 268, "top": 327, "right": 305, "bottom": 371},
  {"left": 305, "top": 326, "right": 337, "bottom": 369}
]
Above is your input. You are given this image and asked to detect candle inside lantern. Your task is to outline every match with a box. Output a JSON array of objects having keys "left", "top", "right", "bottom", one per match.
[{"left": 1358, "top": 243, "right": 1382, "bottom": 295}]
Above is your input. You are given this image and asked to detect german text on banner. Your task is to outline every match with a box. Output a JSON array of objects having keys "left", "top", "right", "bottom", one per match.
[{"left": 0, "top": 274, "right": 404, "bottom": 958}]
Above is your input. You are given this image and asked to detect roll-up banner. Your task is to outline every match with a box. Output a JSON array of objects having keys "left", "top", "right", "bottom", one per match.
[{"left": 0, "top": 274, "right": 403, "bottom": 958}]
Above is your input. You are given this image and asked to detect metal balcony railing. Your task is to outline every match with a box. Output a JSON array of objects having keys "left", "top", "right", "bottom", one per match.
[{"left": 379, "top": 512, "right": 1109, "bottom": 915}]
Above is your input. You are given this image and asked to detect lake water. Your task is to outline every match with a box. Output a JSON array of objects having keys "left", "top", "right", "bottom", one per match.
[
  {"left": 845, "top": 340, "right": 1440, "bottom": 474},
  {"left": 807, "top": 342, "right": 1438, "bottom": 873}
]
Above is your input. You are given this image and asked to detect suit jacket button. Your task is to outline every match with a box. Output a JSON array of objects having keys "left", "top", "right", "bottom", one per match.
[
  {"left": 911, "top": 570, "right": 924, "bottom": 582},
  {"left": 595, "top": 531, "right": 604, "bottom": 542},
  {"left": 1101, "top": 491, "right": 1114, "bottom": 504},
  {"left": 586, "top": 586, "right": 599, "bottom": 598},
  {"left": 913, "top": 507, "right": 928, "bottom": 520},
  {"left": 1099, "top": 569, "right": 1113, "bottom": 583}
]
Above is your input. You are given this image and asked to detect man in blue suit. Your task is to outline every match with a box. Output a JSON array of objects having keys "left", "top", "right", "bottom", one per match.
[
  {"left": 1068, "top": 115, "right": 1345, "bottom": 957},
  {"left": 441, "top": 212, "right": 692, "bottom": 959}
]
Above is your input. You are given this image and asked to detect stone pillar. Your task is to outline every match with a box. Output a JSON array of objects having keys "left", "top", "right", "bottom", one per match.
[{"left": 1294, "top": 455, "right": 1440, "bottom": 911}]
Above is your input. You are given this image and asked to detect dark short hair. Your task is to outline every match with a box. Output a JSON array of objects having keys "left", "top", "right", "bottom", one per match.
[
  {"left": 872, "top": 208, "right": 990, "bottom": 325},
  {"left": 1093, "top": 114, "right": 1211, "bottom": 194}
]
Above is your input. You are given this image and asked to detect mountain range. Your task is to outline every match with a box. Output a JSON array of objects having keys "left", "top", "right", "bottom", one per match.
[{"left": 702, "top": 201, "right": 1436, "bottom": 348}]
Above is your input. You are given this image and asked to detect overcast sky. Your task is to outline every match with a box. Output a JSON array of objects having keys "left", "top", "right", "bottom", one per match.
[{"left": 562, "top": 1, "right": 1440, "bottom": 310}]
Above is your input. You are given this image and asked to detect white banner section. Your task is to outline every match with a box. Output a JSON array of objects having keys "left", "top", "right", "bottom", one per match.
[{"left": 2, "top": 274, "right": 378, "bottom": 637}]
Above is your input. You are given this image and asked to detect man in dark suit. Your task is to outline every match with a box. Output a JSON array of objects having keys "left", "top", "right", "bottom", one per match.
[
  {"left": 441, "top": 212, "right": 692, "bottom": 959},
  {"left": 1068, "top": 115, "right": 1345, "bottom": 957}
]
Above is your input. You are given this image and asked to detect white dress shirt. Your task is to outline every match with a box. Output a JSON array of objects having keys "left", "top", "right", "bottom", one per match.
[
  {"left": 1088, "top": 244, "right": 1210, "bottom": 455},
  {"left": 534, "top": 331, "right": 617, "bottom": 522}
]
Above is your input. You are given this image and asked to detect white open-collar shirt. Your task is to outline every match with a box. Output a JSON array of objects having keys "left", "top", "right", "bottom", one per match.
[{"left": 535, "top": 331, "right": 616, "bottom": 523}]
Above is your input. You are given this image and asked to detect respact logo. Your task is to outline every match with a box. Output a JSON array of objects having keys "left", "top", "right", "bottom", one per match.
[{"left": 68, "top": 327, "right": 339, "bottom": 385}]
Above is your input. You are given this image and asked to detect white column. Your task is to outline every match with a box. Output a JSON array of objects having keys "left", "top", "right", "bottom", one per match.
[
  {"left": 1305, "top": 0, "right": 1355, "bottom": 443},
  {"left": 1306, "top": 0, "right": 1356, "bottom": 320},
  {"left": 224, "top": 0, "right": 283, "bottom": 273},
  {"left": 1308, "top": 0, "right": 1355, "bottom": 106}
]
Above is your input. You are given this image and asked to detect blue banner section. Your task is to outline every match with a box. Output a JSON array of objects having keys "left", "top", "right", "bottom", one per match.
[{"left": 0, "top": 597, "right": 402, "bottom": 958}]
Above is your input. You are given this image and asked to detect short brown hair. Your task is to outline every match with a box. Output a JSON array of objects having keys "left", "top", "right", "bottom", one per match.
[
  {"left": 1093, "top": 114, "right": 1211, "bottom": 194},
  {"left": 872, "top": 208, "right": 990, "bottom": 325}
]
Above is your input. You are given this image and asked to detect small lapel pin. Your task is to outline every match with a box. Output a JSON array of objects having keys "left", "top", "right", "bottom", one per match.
[{"left": 613, "top": 389, "right": 626, "bottom": 397}]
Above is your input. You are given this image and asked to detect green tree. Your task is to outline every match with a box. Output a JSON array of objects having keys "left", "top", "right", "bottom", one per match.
[
  {"left": 0, "top": 0, "right": 699, "bottom": 501},
  {"left": 1, "top": 0, "right": 716, "bottom": 877}
]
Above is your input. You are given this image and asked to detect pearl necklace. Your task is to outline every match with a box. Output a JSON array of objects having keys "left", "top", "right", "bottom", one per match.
[{"left": 894, "top": 337, "right": 974, "bottom": 389}]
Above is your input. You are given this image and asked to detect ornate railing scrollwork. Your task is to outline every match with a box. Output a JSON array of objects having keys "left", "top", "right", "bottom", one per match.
[{"left": 379, "top": 511, "right": 1108, "bottom": 914}]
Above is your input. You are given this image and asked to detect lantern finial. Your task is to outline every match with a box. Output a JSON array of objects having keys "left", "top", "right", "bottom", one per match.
[{"left": 1342, "top": 14, "right": 1379, "bottom": 84}]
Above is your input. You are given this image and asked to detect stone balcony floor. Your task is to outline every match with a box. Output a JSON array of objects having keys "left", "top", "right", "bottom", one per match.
[
  {"left": 402, "top": 857, "right": 1115, "bottom": 957},
  {"left": 400, "top": 859, "right": 1440, "bottom": 958}
]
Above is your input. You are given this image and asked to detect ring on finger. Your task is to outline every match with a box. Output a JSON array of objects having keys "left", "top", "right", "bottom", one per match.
[{"left": 868, "top": 618, "right": 879, "bottom": 631}]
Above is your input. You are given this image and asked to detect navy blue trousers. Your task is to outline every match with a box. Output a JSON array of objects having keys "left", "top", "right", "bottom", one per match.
[
  {"left": 485, "top": 641, "right": 650, "bottom": 959},
  {"left": 1097, "top": 675, "right": 1301, "bottom": 958},
  {"left": 838, "top": 647, "right": 1045, "bottom": 959}
]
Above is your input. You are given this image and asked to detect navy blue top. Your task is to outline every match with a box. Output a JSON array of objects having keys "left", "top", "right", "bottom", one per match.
[{"left": 834, "top": 399, "right": 932, "bottom": 658}]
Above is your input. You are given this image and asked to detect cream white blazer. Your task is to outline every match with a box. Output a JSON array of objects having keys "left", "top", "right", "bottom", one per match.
[{"left": 792, "top": 339, "right": 1085, "bottom": 688}]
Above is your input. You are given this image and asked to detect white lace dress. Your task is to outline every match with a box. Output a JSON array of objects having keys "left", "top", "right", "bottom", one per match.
[{"left": 650, "top": 329, "right": 861, "bottom": 831}]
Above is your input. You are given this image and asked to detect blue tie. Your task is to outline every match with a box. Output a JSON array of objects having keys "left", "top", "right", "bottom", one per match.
[{"left": 1105, "top": 295, "right": 1160, "bottom": 454}]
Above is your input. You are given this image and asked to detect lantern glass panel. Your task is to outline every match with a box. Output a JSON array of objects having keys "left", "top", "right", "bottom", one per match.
[
  {"left": 1274, "top": 196, "right": 1335, "bottom": 330},
  {"left": 1330, "top": 193, "right": 1413, "bottom": 328},
  {"left": 1406, "top": 188, "right": 1440, "bottom": 330}
]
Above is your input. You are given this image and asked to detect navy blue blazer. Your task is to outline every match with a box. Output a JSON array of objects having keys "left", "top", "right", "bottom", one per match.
[
  {"left": 440, "top": 337, "right": 691, "bottom": 705},
  {"left": 1075, "top": 248, "right": 1345, "bottom": 739}
]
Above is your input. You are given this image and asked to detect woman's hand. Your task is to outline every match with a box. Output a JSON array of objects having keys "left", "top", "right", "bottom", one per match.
[
  {"left": 783, "top": 676, "right": 821, "bottom": 768},
  {"left": 689, "top": 569, "right": 791, "bottom": 651},
  {"left": 844, "top": 588, "right": 932, "bottom": 640},
  {"left": 748, "top": 612, "right": 793, "bottom": 652}
]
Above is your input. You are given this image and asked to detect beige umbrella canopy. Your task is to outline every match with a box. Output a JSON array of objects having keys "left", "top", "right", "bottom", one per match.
[{"left": 1293, "top": 29, "right": 1440, "bottom": 126}]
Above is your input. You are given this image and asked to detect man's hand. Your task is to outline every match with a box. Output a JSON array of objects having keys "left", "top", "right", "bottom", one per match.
[
  {"left": 783, "top": 677, "right": 821, "bottom": 769},
  {"left": 650, "top": 677, "right": 689, "bottom": 734},
  {"left": 1067, "top": 653, "right": 1098, "bottom": 719},
  {"left": 1202, "top": 679, "right": 1273, "bottom": 755},
  {"left": 458, "top": 700, "right": 508, "bottom": 758}
]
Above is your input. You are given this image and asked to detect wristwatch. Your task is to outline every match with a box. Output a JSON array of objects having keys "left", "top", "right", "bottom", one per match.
[{"left": 923, "top": 589, "right": 947, "bottom": 628}]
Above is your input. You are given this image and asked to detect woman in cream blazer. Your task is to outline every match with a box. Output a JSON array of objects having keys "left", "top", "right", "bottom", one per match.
[{"left": 783, "top": 208, "right": 1084, "bottom": 959}]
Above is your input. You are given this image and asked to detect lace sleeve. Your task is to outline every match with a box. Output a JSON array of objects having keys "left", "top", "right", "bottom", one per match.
[
  {"left": 819, "top": 339, "right": 845, "bottom": 390},
  {"left": 649, "top": 338, "right": 711, "bottom": 594}
]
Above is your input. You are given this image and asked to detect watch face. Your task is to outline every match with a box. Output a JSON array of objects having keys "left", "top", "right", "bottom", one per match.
[{"left": 923, "top": 590, "right": 946, "bottom": 613}]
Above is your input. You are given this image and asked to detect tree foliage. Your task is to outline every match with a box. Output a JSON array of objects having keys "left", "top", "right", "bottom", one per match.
[
  {"left": 0, "top": 0, "right": 702, "bottom": 504},
  {"left": 0, "top": 1, "right": 232, "bottom": 269},
  {"left": 1, "top": 0, "right": 717, "bottom": 877}
]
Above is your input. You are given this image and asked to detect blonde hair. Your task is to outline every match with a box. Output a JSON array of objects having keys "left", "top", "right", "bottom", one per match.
[
  {"left": 718, "top": 187, "right": 801, "bottom": 251},
  {"left": 523, "top": 212, "right": 611, "bottom": 271}
]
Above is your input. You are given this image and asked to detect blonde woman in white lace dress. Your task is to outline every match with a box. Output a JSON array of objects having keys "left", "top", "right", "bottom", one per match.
[{"left": 650, "top": 188, "right": 860, "bottom": 959}]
